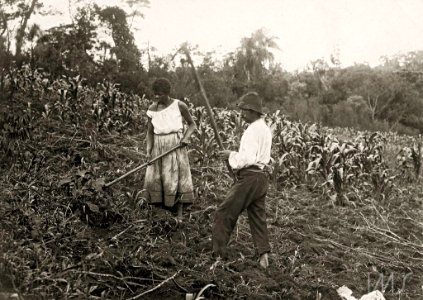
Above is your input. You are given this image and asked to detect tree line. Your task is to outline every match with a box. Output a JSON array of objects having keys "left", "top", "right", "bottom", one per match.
[{"left": 2, "top": 0, "right": 423, "bottom": 135}]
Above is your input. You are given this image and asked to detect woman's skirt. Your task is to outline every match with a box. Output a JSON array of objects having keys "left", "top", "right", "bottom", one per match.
[{"left": 143, "top": 132, "right": 194, "bottom": 207}]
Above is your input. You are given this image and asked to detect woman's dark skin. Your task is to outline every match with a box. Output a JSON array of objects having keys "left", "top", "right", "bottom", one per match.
[
  {"left": 145, "top": 92, "right": 197, "bottom": 220},
  {"left": 146, "top": 92, "right": 197, "bottom": 160}
]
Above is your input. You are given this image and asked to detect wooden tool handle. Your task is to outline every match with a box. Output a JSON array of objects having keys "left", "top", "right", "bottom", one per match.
[{"left": 104, "top": 144, "right": 184, "bottom": 188}]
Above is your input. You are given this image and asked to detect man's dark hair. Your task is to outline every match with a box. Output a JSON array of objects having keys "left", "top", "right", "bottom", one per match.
[{"left": 152, "top": 78, "right": 171, "bottom": 95}]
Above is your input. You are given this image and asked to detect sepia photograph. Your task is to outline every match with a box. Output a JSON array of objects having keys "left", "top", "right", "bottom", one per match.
[{"left": 0, "top": 0, "right": 422, "bottom": 299}]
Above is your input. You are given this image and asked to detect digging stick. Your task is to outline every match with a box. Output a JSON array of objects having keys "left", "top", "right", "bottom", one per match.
[
  {"left": 181, "top": 45, "right": 236, "bottom": 180},
  {"left": 104, "top": 144, "right": 184, "bottom": 188}
]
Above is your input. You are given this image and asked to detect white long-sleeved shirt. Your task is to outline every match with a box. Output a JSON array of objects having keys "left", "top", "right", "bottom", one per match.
[{"left": 228, "top": 118, "right": 272, "bottom": 170}]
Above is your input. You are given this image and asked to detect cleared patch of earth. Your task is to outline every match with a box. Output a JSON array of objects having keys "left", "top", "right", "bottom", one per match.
[{"left": 1, "top": 132, "right": 422, "bottom": 299}]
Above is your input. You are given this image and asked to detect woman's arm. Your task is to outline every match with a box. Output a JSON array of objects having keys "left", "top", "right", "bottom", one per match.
[
  {"left": 178, "top": 101, "right": 197, "bottom": 144},
  {"left": 146, "top": 117, "right": 154, "bottom": 159}
]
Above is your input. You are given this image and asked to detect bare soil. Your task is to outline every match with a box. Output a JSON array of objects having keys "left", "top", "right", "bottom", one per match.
[{"left": 1, "top": 130, "right": 422, "bottom": 299}]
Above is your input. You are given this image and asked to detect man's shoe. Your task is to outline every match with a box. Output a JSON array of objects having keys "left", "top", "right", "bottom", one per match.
[{"left": 259, "top": 253, "right": 269, "bottom": 269}]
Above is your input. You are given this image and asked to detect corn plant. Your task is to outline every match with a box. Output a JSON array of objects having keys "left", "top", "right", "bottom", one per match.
[
  {"left": 0, "top": 102, "right": 33, "bottom": 156},
  {"left": 5, "top": 66, "right": 149, "bottom": 134},
  {"left": 4, "top": 64, "right": 422, "bottom": 206},
  {"left": 190, "top": 106, "right": 218, "bottom": 166},
  {"left": 396, "top": 138, "right": 422, "bottom": 182}
]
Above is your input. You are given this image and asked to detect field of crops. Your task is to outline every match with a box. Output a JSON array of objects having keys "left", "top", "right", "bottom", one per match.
[{"left": 1, "top": 67, "right": 422, "bottom": 299}]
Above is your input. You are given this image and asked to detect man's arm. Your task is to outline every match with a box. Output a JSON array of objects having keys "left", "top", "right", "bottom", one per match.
[{"left": 228, "top": 130, "right": 259, "bottom": 169}]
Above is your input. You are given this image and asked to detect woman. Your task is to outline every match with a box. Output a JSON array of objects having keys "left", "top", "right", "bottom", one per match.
[{"left": 143, "top": 78, "right": 196, "bottom": 220}]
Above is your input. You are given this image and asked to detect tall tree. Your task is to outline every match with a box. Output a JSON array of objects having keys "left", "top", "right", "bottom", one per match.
[
  {"left": 355, "top": 69, "right": 400, "bottom": 122},
  {"left": 33, "top": 6, "right": 98, "bottom": 77},
  {"left": 228, "top": 28, "right": 280, "bottom": 94},
  {"left": 0, "top": 0, "right": 43, "bottom": 57},
  {"left": 96, "top": 5, "right": 146, "bottom": 93},
  {"left": 96, "top": 5, "right": 141, "bottom": 71},
  {"left": 14, "top": 0, "right": 41, "bottom": 57}
]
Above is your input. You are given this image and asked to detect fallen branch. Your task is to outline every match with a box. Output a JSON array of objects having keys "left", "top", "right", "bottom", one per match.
[
  {"left": 126, "top": 270, "right": 181, "bottom": 300},
  {"left": 360, "top": 212, "right": 423, "bottom": 253},
  {"left": 74, "top": 271, "right": 145, "bottom": 288},
  {"left": 311, "top": 235, "right": 423, "bottom": 270},
  {"left": 172, "top": 279, "right": 188, "bottom": 293}
]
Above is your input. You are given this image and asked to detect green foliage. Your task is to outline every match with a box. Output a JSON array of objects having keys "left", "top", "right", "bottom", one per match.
[
  {"left": 33, "top": 6, "right": 98, "bottom": 78},
  {"left": 2, "top": 0, "right": 423, "bottom": 134},
  {"left": 0, "top": 103, "right": 32, "bottom": 155},
  {"left": 96, "top": 6, "right": 141, "bottom": 71},
  {"left": 7, "top": 61, "right": 411, "bottom": 205},
  {"left": 224, "top": 28, "right": 280, "bottom": 97},
  {"left": 0, "top": 0, "right": 43, "bottom": 59},
  {"left": 3, "top": 65, "right": 149, "bottom": 139},
  {"left": 2, "top": 65, "right": 423, "bottom": 299}
]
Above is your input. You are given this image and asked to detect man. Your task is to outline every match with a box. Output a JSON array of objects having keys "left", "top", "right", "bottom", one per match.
[{"left": 212, "top": 91, "right": 272, "bottom": 269}]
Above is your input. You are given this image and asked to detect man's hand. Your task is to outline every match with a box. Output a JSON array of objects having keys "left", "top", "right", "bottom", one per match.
[{"left": 217, "top": 150, "right": 232, "bottom": 159}]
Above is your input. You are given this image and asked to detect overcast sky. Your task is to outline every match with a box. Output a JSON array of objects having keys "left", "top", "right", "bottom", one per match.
[{"left": 33, "top": 0, "right": 423, "bottom": 71}]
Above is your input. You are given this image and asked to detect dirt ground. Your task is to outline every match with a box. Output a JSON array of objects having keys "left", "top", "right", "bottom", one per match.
[{"left": 0, "top": 132, "right": 422, "bottom": 299}]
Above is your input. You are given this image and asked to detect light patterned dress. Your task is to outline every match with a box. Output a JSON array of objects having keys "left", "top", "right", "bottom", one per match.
[{"left": 143, "top": 99, "right": 194, "bottom": 207}]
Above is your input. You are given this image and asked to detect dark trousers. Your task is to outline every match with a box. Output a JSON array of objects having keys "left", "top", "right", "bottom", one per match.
[{"left": 212, "top": 169, "right": 270, "bottom": 256}]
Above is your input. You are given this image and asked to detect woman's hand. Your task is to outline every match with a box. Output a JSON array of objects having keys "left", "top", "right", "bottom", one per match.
[
  {"left": 178, "top": 101, "right": 196, "bottom": 147},
  {"left": 180, "top": 137, "right": 190, "bottom": 147},
  {"left": 146, "top": 149, "right": 152, "bottom": 161}
]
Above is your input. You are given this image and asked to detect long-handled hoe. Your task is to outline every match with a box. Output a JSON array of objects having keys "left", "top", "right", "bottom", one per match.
[
  {"left": 99, "top": 43, "right": 233, "bottom": 191},
  {"left": 102, "top": 144, "right": 184, "bottom": 189}
]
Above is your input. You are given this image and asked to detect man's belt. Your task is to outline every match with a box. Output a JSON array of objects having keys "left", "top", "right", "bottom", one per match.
[
  {"left": 243, "top": 165, "right": 263, "bottom": 171},
  {"left": 236, "top": 165, "right": 271, "bottom": 177},
  {"left": 154, "top": 130, "right": 183, "bottom": 136}
]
